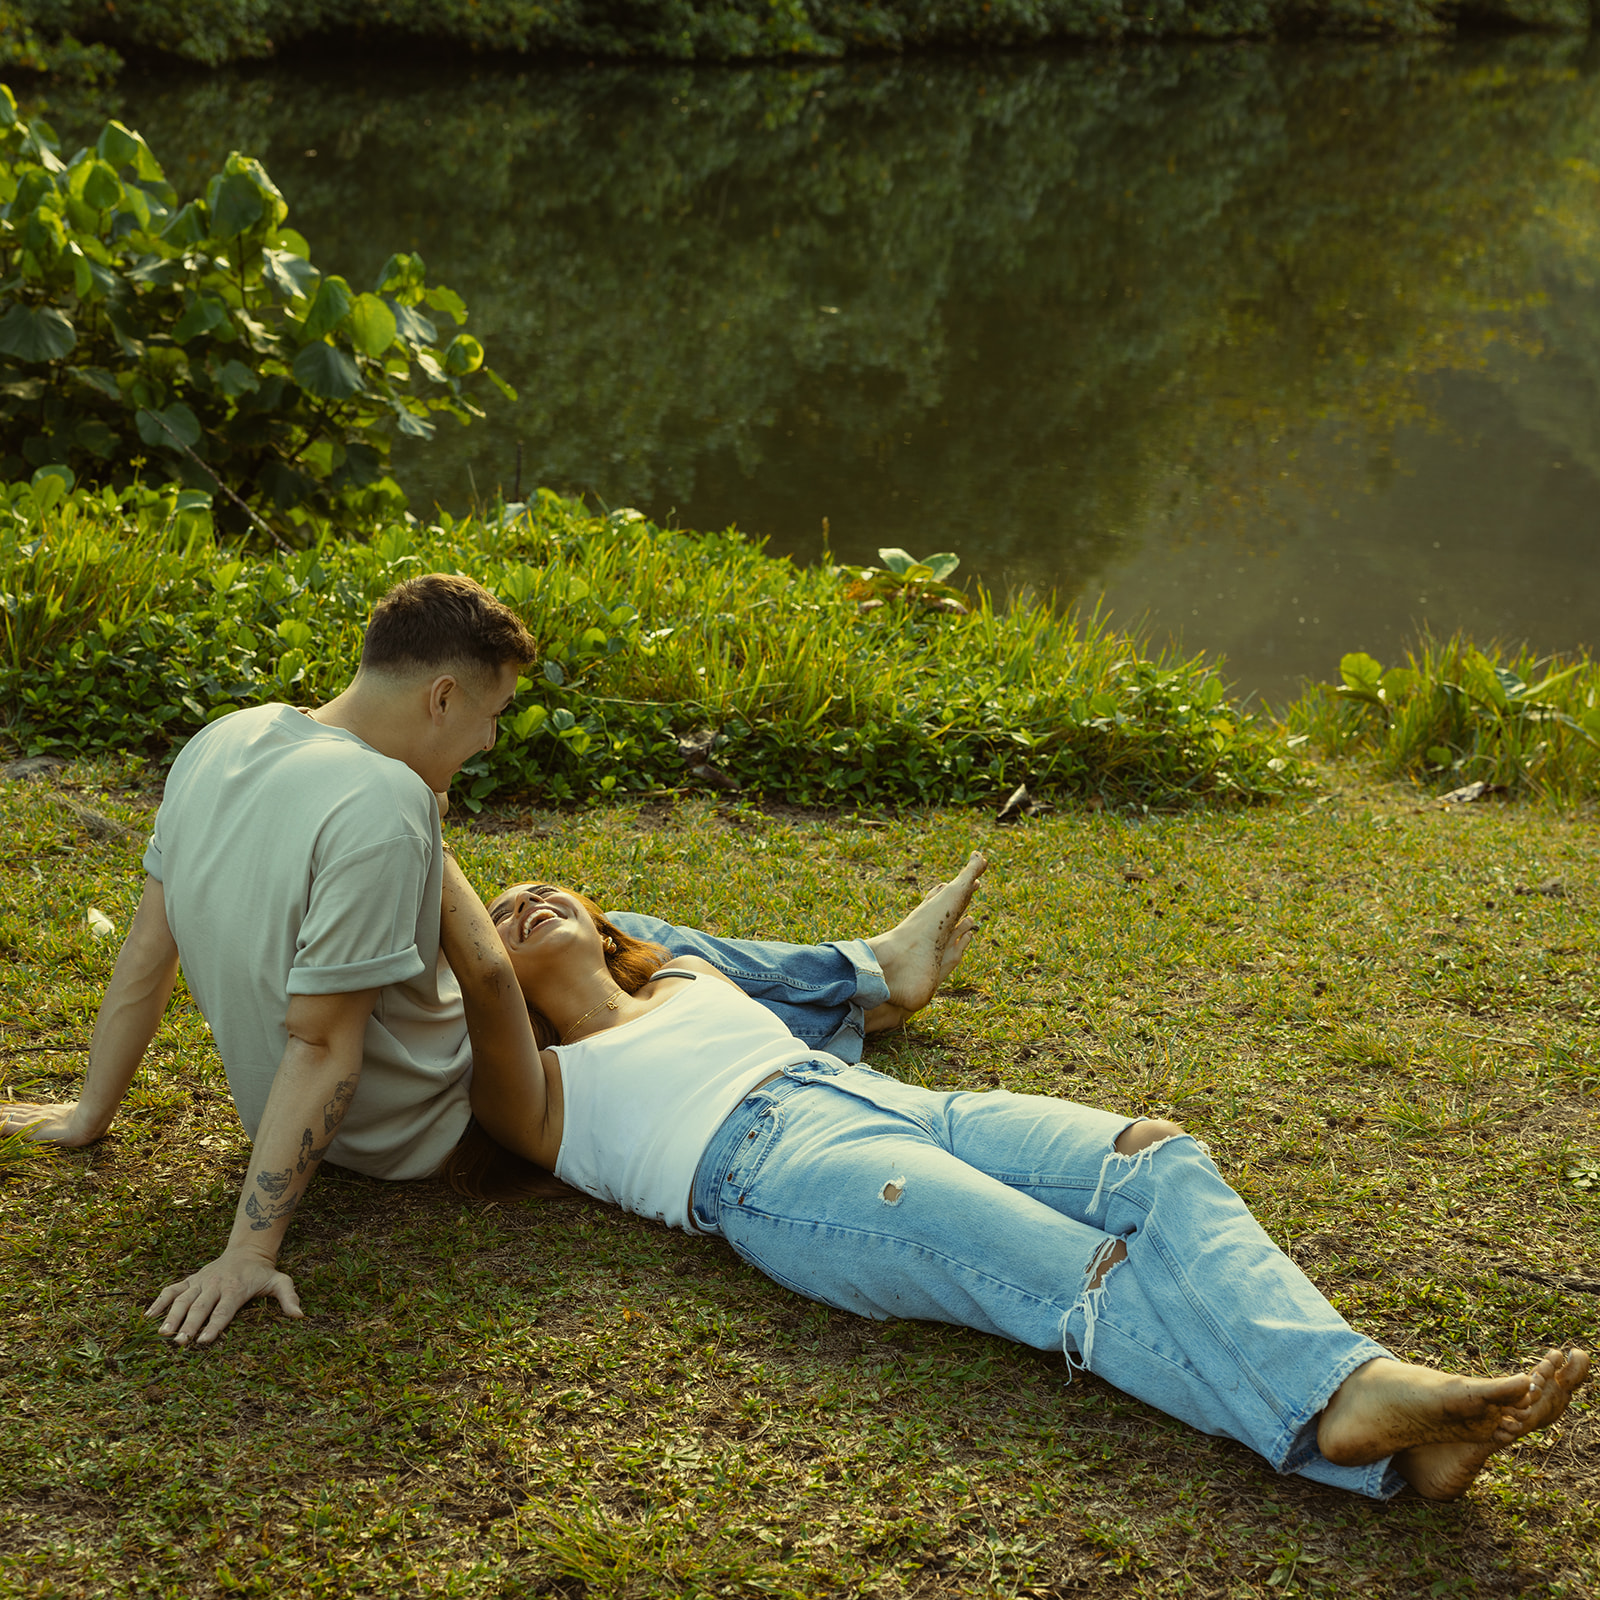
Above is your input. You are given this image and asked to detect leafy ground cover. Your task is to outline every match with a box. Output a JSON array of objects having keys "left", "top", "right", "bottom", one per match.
[
  {"left": 1288, "top": 644, "right": 1600, "bottom": 809},
  {"left": 0, "top": 760, "right": 1595, "bottom": 1597},
  {"left": 1, "top": 493, "right": 1303, "bottom": 810}
]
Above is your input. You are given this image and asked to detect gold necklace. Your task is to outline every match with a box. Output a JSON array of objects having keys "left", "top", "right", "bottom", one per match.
[{"left": 560, "top": 988, "right": 625, "bottom": 1045}]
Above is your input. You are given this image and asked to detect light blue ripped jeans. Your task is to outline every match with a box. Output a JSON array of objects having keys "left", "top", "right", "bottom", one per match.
[
  {"left": 606, "top": 914, "right": 886, "bottom": 1062},
  {"left": 689, "top": 1061, "right": 1403, "bottom": 1500}
]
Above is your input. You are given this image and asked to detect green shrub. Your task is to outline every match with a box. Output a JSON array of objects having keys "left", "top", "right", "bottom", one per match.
[
  {"left": 1286, "top": 640, "right": 1600, "bottom": 804},
  {"left": 1, "top": 486, "right": 1304, "bottom": 811},
  {"left": 0, "top": 87, "right": 510, "bottom": 537}
]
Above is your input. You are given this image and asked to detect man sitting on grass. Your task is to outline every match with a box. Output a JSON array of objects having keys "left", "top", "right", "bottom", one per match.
[{"left": 3, "top": 573, "right": 977, "bottom": 1344}]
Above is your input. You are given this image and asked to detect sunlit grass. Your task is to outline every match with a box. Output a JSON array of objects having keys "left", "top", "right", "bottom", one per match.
[{"left": 1, "top": 760, "right": 1596, "bottom": 1597}]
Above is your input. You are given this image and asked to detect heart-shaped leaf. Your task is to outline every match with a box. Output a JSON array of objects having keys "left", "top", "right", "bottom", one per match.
[
  {"left": 135, "top": 403, "right": 201, "bottom": 450},
  {"left": 293, "top": 341, "right": 364, "bottom": 399},
  {"left": 299, "top": 275, "right": 354, "bottom": 344},
  {"left": 0, "top": 304, "right": 77, "bottom": 362},
  {"left": 347, "top": 293, "right": 398, "bottom": 357}
]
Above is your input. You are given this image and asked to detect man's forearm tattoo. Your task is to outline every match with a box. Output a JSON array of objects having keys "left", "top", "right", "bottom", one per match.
[
  {"left": 322, "top": 1075, "right": 357, "bottom": 1134},
  {"left": 245, "top": 1189, "right": 299, "bottom": 1231},
  {"left": 255, "top": 1165, "right": 293, "bottom": 1200},
  {"left": 297, "top": 1126, "right": 331, "bottom": 1174}
]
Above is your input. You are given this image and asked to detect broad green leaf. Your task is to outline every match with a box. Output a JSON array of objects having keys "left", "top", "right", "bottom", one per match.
[
  {"left": 206, "top": 154, "right": 287, "bottom": 236},
  {"left": 442, "top": 332, "right": 484, "bottom": 375},
  {"left": 299, "top": 275, "right": 354, "bottom": 343},
  {"left": 1425, "top": 745, "right": 1453, "bottom": 767},
  {"left": 510, "top": 705, "right": 548, "bottom": 739},
  {"left": 209, "top": 170, "right": 265, "bottom": 238},
  {"left": 391, "top": 405, "right": 435, "bottom": 439},
  {"left": 81, "top": 160, "right": 122, "bottom": 211},
  {"left": 96, "top": 120, "right": 161, "bottom": 180},
  {"left": 161, "top": 202, "right": 207, "bottom": 246},
  {"left": 0, "top": 304, "right": 76, "bottom": 362},
  {"left": 106, "top": 305, "right": 145, "bottom": 358},
  {"left": 924, "top": 552, "right": 961, "bottom": 581},
  {"left": 292, "top": 341, "right": 364, "bottom": 400},
  {"left": 73, "top": 419, "right": 119, "bottom": 458},
  {"left": 0, "top": 86, "right": 16, "bottom": 127},
  {"left": 172, "top": 292, "right": 229, "bottom": 345},
  {"left": 262, "top": 248, "right": 318, "bottom": 301},
  {"left": 878, "top": 547, "right": 915, "bottom": 575},
  {"left": 116, "top": 183, "right": 152, "bottom": 232},
  {"left": 213, "top": 359, "right": 260, "bottom": 398},
  {"left": 1339, "top": 652, "right": 1383, "bottom": 695},
  {"left": 389, "top": 300, "right": 437, "bottom": 348},
  {"left": 136, "top": 404, "right": 201, "bottom": 451},
  {"left": 30, "top": 471, "right": 68, "bottom": 513},
  {"left": 423, "top": 284, "right": 467, "bottom": 323},
  {"left": 1525, "top": 664, "right": 1583, "bottom": 700},
  {"left": 348, "top": 293, "right": 398, "bottom": 358},
  {"left": 96, "top": 120, "right": 140, "bottom": 167},
  {"left": 376, "top": 252, "right": 427, "bottom": 306},
  {"left": 1492, "top": 665, "right": 1526, "bottom": 704},
  {"left": 1379, "top": 667, "right": 1416, "bottom": 702}
]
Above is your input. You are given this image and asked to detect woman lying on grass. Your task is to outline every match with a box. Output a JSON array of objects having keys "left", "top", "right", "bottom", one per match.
[{"left": 441, "top": 848, "right": 1588, "bottom": 1504}]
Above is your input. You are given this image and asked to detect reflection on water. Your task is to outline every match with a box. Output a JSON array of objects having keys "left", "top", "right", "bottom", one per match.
[
  {"left": 1087, "top": 373, "right": 1600, "bottom": 703},
  {"left": 40, "top": 37, "right": 1600, "bottom": 699}
]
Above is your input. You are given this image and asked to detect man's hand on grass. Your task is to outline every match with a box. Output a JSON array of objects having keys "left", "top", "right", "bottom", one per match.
[
  {"left": 146, "top": 1245, "right": 304, "bottom": 1347},
  {"left": 1, "top": 1100, "right": 99, "bottom": 1147}
]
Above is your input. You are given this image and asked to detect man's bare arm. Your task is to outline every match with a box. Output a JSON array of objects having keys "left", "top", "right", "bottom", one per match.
[
  {"left": 2, "top": 876, "right": 179, "bottom": 1145},
  {"left": 146, "top": 985, "right": 378, "bottom": 1347}
]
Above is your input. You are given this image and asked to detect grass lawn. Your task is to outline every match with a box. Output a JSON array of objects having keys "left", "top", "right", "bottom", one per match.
[{"left": 1, "top": 760, "right": 1595, "bottom": 1598}]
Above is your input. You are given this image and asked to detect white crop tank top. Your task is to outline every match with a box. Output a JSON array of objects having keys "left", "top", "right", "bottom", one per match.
[{"left": 551, "top": 971, "right": 840, "bottom": 1231}]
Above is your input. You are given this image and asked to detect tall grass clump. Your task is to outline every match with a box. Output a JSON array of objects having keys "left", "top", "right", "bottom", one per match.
[
  {"left": 0, "top": 487, "right": 1303, "bottom": 810},
  {"left": 1286, "top": 639, "right": 1600, "bottom": 804},
  {"left": 0, "top": 475, "right": 213, "bottom": 672}
]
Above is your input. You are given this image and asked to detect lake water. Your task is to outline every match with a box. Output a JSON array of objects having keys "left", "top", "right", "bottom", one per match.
[{"left": 44, "top": 35, "right": 1600, "bottom": 703}]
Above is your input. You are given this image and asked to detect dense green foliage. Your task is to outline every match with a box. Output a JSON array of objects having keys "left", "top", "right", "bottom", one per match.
[
  {"left": 0, "top": 90, "right": 508, "bottom": 535},
  {"left": 49, "top": 39, "right": 1599, "bottom": 609},
  {"left": 1288, "top": 641, "right": 1600, "bottom": 804},
  {"left": 2, "top": 0, "right": 1592, "bottom": 81},
  {"left": 0, "top": 487, "right": 1302, "bottom": 809}
]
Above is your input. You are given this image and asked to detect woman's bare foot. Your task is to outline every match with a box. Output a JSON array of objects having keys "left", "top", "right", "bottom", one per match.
[
  {"left": 862, "top": 853, "right": 987, "bottom": 1034},
  {"left": 1392, "top": 1348, "right": 1590, "bottom": 1500},
  {"left": 1318, "top": 1348, "right": 1590, "bottom": 1500}
]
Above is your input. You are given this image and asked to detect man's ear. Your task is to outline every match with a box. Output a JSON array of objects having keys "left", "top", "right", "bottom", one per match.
[{"left": 427, "top": 672, "right": 459, "bottom": 726}]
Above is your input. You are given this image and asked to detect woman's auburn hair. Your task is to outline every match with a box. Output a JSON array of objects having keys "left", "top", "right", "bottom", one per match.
[{"left": 435, "top": 887, "right": 668, "bottom": 1204}]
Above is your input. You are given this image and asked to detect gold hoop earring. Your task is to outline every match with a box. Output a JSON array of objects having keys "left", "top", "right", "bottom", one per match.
[{"left": 603, "top": 936, "right": 617, "bottom": 954}]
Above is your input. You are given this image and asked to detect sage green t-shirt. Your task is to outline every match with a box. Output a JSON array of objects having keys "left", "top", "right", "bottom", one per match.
[{"left": 143, "top": 703, "right": 472, "bottom": 1180}]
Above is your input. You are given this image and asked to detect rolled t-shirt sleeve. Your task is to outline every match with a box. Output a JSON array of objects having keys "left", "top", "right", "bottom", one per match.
[{"left": 287, "top": 834, "right": 433, "bottom": 994}]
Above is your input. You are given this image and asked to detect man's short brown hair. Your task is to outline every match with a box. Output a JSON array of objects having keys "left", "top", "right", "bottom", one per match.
[{"left": 361, "top": 573, "right": 537, "bottom": 680}]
